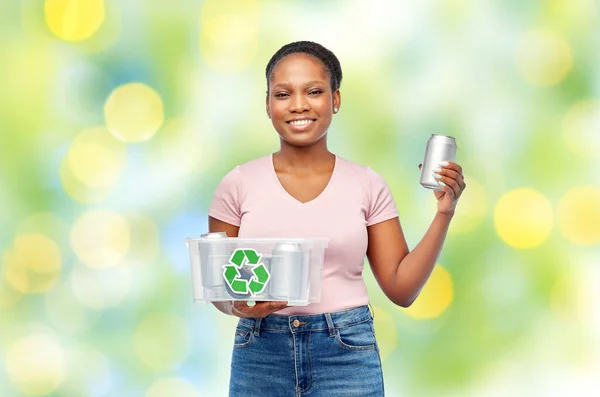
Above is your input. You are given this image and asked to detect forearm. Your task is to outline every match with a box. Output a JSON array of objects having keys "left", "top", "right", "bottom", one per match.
[
  {"left": 393, "top": 211, "right": 454, "bottom": 306},
  {"left": 212, "top": 301, "right": 234, "bottom": 315}
]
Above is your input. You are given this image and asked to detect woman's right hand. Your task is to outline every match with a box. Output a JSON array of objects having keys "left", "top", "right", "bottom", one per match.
[{"left": 230, "top": 300, "right": 288, "bottom": 318}]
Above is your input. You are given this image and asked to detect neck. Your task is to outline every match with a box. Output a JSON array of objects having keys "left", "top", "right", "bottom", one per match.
[{"left": 275, "top": 138, "right": 334, "bottom": 169}]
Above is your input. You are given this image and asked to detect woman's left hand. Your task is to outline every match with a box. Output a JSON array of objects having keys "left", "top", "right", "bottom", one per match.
[{"left": 420, "top": 161, "right": 466, "bottom": 215}]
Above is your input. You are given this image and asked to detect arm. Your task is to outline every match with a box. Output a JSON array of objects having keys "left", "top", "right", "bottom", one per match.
[
  {"left": 367, "top": 161, "right": 465, "bottom": 307},
  {"left": 366, "top": 212, "right": 452, "bottom": 307}
]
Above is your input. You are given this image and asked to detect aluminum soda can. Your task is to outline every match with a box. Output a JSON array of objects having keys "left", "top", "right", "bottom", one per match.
[
  {"left": 269, "top": 243, "right": 306, "bottom": 300},
  {"left": 419, "top": 134, "right": 457, "bottom": 191},
  {"left": 199, "top": 232, "right": 230, "bottom": 288}
]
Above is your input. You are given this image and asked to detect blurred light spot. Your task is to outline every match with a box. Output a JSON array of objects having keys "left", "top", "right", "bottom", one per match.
[
  {"left": 516, "top": 28, "right": 572, "bottom": 87},
  {"left": 16, "top": 213, "right": 71, "bottom": 259},
  {"left": 45, "top": 0, "right": 105, "bottom": 42},
  {"left": 145, "top": 377, "right": 199, "bottom": 397},
  {"left": 134, "top": 314, "right": 191, "bottom": 372},
  {"left": 558, "top": 186, "right": 600, "bottom": 245},
  {"left": 104, "top": 83, "right": 164, "bottom": 143},
  {"left": 403, "top": 265, "right": 454, "bottom": 319},
  {"left": 125, "top": 215, "right": 160, "bottom": 268},
  {"left": 45, "top": 282, "right": 101, "bottom": 334},
  {"left": 371, "top": 305, "right": 397, "bottom": 362},
  {"left": 60, "top": 346, "right": 112, "bottom": 397},
  {"left": 3, "top": 234, "right": 62, "bottom": 294},
  {"left": 60, "top": 157, "right": 113, "bottom": 204},
  {"left": 448, "top": 176, "right": 487, "bottom": 235},
  {"left": 6, "top": 334, "right": 66, "bottom": 396},
  {"left": 0, "top": 280, "right": 23, "bottom": 309},
  {"left": 70, "top": 263, "right": 132, "bottom": 309},
  {"left": 494, "top": 188, "right": 553, "bottom": 249},
  {"left": 70, "top": 210, "right": 130, "bottom": 268},
  {"left": 562, "top": 100, "right": 600, "bottom": 158},
  {"left": 67, "top": 127, "right": 126, "bottom": 189},
  {"left": 199, "top": 0, "right": 259, "bottom": 72}
]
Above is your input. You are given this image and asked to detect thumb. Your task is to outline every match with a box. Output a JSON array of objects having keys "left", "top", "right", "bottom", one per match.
[{"left": 418, "top": 164, "right": 422, "bottom": 170}]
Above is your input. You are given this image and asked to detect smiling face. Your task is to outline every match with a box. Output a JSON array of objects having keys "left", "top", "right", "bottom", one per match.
[{"left": 266, "top": 53, "right": 341, "bottom": 148}]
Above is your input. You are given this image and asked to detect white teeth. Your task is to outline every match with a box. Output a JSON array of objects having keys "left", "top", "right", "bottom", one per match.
[{"left": 289, "top": 119, "right": 314, "bottom": 126}]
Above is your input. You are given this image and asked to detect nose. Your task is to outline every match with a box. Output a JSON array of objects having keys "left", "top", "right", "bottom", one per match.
[{"left": 288, "top": 94, "right": 310, "bottom": 113}]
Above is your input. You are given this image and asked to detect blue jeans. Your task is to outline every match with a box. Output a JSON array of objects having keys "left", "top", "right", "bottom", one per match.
[{"left": 229, "top": 305, "right": 384, "bottom": 396}]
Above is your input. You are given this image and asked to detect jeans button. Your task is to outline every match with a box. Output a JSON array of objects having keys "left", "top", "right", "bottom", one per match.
[{"left": 292, "top": 319, "right": 300, "bottom": 327}]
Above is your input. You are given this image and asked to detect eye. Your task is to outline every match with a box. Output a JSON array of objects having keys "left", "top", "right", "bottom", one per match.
[
  {"left": 309, "top": 89, "right": 323, "bottom": 95},
  {"left": 274, "top": 92, "right": 289, "bottom": 98}
]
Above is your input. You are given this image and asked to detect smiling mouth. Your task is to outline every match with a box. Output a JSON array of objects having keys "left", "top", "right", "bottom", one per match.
[{"left": 286, "top": 118, "right": 316, "bottom": 126}]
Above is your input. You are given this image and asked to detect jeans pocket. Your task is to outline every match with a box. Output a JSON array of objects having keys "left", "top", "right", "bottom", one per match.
[
  {"left": 233, "top": 324, "right": 254, "bottom": 349},
  {"left": 335, "top": 320, "right": 377, "bottom": 351}
]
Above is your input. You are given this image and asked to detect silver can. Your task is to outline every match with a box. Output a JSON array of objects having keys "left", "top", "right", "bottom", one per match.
[
  {"left": 419, "top": 134, "right": 457, "bottom": 191},
  {"left": 199, "top": 232, "right": 230, "bottom": 288},
  {"left": 269, "top": 243, "right": 306, "bottom": 300}
]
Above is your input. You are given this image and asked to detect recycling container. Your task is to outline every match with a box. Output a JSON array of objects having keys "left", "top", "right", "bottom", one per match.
[{"left": 185, "top": 233, "right": 329, "bottom": 306}]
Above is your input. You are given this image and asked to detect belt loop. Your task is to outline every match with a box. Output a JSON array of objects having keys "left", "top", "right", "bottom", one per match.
[
  {"left": 253, "top": 317, "right": 262, "bottom": 337},
  {"left": 324, "top": 313, "right": 335, "bottom": 337},
  {"left": 368, "top": 302, "right": 375, "bottom": 321}
]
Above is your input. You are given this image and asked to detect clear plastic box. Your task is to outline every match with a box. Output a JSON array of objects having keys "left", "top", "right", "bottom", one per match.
[{"left": 185, "top": 233, "right": 329, "bottom": 306}]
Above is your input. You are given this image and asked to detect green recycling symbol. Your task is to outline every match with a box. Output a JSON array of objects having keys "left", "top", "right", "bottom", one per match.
[{"left": 223, "top": 249, "right": 271, "bottom": 295}]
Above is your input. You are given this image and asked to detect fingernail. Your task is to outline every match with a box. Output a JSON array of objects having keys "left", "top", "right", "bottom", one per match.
[
  {"left": 433, "top": 173, "right": 442, "bottom": 179},
  {"left": 439, "top": 161, "right": 449, "bottom": 167},
  {"left": 432, "top": 167, "right": 442, "bottom": 173},
  {"left": 438, "top": 181, "right": 447, "bottom": 187}
]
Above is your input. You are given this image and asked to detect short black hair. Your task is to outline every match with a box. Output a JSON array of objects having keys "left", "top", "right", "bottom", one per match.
[{"left": 265, "top": 41, "right": 343, "bottom": 94}]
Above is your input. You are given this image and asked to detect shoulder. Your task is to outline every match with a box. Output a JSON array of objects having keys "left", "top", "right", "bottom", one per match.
[{"left": 335, "top": 155, "right": 386, "bottom": 186}]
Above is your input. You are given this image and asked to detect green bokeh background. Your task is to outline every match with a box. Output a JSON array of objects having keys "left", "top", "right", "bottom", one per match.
[{"left": 1, "top": 0, "right": 599, "bottom": 396}]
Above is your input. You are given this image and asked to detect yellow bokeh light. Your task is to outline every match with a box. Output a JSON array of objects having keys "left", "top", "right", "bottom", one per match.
[
  {"left": 557, "top": 186, "right": 600, "bottom": 245},
  {"left": 67, "top": 127, "right": 127, "bottom": 188},
  {"left": 70, "top": 210, "right": 130, "bottom": 268},
  {"left": 16, "top": 212, "right": 71, "bottom": 255},
  {"left": 403, "top": 265, "right": 454, "bottom": 320},
  {"left": 69, "top": 264, "right": 132, "bottom": 309},
  {"left": 45, "top": 0, "right": 105, "bottom": 42},
  {"left": 371, "top": 305, "right": 397, "bottom": 362},
  {"left": 448, "top": 176, "right": 487, "bottom": 235},
  {"left": 146, "top": 378, "right": 200, "bottom": 397},
  {"left": 3, "top": 234, "right": 62, "bottom": 294},
  {"left": 134, "top": 314, "right": 191, "bottom": 372},
  {"left": 104, "top": 83, "right": 164, "bottom": 143},
  {"left": 562, "top": 100, "right": 600, "bottom": 158},
  {"left": 6, "top": 334, "right": 66, "bottom": 396},
  {"left": 60, "top": 158, "right": 113, "bottom": 204},
  {"left": 516, "top": 28, "right": 572, "bottom": 86},
  {"left": 0, "top": 281, "right": 23, "bottom": 309},
  {"left": 494, "top": 188, "right": 554, "bottom": 249},
  {"left": 199, "top": 0, "right": 259, "bottom": 72}
]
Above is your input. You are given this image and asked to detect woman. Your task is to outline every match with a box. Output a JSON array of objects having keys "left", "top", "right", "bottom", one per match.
[{"left": 208, "top": 41, "right": 466, "bottom": 396}]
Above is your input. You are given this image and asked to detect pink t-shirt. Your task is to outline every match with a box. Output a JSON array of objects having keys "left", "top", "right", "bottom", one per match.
[{"left": 208, "top": 154, "right": 399, "bottom": 315}]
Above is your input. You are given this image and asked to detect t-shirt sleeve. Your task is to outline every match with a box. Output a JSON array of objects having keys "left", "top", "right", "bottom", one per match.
[
  {"left": 366, "top": 167, "right": 399, "bottom": 226},
  {"left": 208, "top": 166, "right": 242, "bottom": 226}
]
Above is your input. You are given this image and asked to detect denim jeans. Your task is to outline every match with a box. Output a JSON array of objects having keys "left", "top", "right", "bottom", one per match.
[{"left": 229, "top": 305, "right": 384, "bottom": 396}]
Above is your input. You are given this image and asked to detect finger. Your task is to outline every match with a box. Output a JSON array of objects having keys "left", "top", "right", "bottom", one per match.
[
  {"left": 435, "top": 175, "right": 460, "bottom": 197},
  {"left": 418, "top": 164, "right": 422, "bottom": 170},
  {"left": 434, "top": 167, "right": 466, "bottom": 191},
  {"left": 440, "top": 161, "right": 463, "bottom": 176},
  {"left": 437, "top": 181, "right": 456, "bottom": 198}
]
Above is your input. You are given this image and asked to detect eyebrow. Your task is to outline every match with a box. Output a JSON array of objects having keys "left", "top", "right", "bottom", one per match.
[{"left": 272, "top": 80, "right": 327, "bottom": 89}]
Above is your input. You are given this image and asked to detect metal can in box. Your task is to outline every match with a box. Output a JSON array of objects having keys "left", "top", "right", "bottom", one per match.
[
  {"left": 269, "top": 242, "right": 306, "bottom": 299},
  {"left": 200, "top": 232, "right": 230, "bottom": 288},
  {"left": 419, "top": 134, "right": 457, "bottom": 191}
]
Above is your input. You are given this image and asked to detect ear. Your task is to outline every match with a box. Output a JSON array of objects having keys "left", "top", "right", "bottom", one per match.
[
  {"left": 265, "top": 94, "right": 271, "bottom": 119},
  {"left": 333, "top": 89, "right": 341, "bottom": 113}
]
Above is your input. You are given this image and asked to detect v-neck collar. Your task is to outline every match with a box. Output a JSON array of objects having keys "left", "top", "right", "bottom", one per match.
[{"left": 269, "top": 153, "right": 338, "bottom": 206}]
